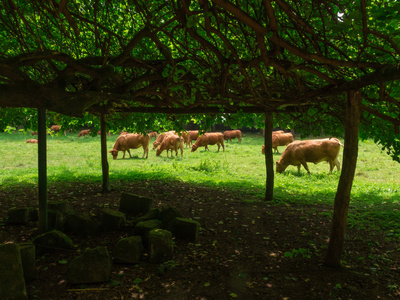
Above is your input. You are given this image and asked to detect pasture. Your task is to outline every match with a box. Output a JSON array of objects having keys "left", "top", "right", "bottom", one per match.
[
  {"left": 2, "top": 130, "right": 399, "bottom": 238},
  {"left": 1, "top": 130, "right": 400, "bottom": 299},
  {"left": 1, "top": 131, "right": 399, "bottom": 205}
]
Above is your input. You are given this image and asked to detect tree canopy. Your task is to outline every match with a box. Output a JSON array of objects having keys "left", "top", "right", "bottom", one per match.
[{"left": 1, "top": 0, "right": 399, "bottom": 158}]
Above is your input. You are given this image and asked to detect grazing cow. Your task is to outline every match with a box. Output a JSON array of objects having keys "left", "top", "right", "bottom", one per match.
[
  {"left": 109, "top": 133, "right": 150, "bottom": 159},
  {"left": 50, "top": 125, "right": 61, "bottom": 133},
  {"left": 275, "top": 138, "right": 344, "bottom": 174},
  {"left": 147, "top": 132, "right": 158, "bottom": 139},
  {"left": 97, "top": 130, "right": 111, "bottom": 137},
  {"left": 187, "top": 130, "right": 201, "bottom": 147},
  {"left": 191, "top": 132, "right": 225, "bottom": 152},
  {"left": 262, "top": 132, "right": 294, "bottom": 154},
  {"left": 26, "top": 139, "right": 38, "bottom": 143},
  {"left": 156, "top": 135, "right": 184, "bottom": 157},
  {"left": 152, "top": 131, "right": 176, "bottom": 149},
  {"left": 272, "top": 132, "right": 294, "bottom": 153},
  {"left": 223, "top": 130, "right": 242, "bottom": 143},
  {"left": 78, "top": 129, "right": 91, "bottom": 137}
]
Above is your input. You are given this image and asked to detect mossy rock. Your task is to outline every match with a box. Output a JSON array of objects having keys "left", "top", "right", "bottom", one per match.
[
  {"left": 114, "top": 236, "right": 143, "bottom": 264},
  {"left": 0, "top": 243, "right": 28, "bottom": 300},
  {"left": 32, "top": 230, "right": 73, "bottom": 253},
  {"left": 120, "top": 192, "right": 153, "bottom": 216},
  {"left": 66, "top": 213, "right": 100, "bottom": 236},
  {"left": 101, "top": 208, "right": 126, "bottom": 231},
  {"left": 7, "top": 207, "right": 38, "bottom": 225},
  {"left": 148, "top": 229, "right": 174, "bottom": 263},
  {"left": 68, "top": 247, "right": 111, "bottom": 284}
]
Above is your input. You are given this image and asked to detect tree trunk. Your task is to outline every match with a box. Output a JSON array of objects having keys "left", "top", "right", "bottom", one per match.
[
  {"left": 325, "top": 90, "right": 361, "bottom": 267},
  {"left": 100, "top": 113, "right": 110, "bottom": 193},
  {"left": 264, "top": 111, "right": 274, "bottom": 201},
  {"left": 38, "top": 108, "right": 48, "bottom": 233}
]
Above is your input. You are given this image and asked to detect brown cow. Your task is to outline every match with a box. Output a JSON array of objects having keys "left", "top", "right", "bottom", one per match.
[
  {"left": 147, "top": 132, "right": 158, "bottom": 139},
  {"left": 191, "top": 132, "right": 225, "bottom": 152},
  {"left": 262, "top": 132, "right": 294, "bottom": 154},
  {"left": 26, "top": 139, "right": 38, "bottom": 143},
  {"left": 275, "top": 138, "right": 344, "bottom": 174},
  {"left": 109, "top": 133, "right": 150, "bottom": 159},
  {"left": 78, "top": 129, "right": 91, "bottom": 137},
  {"left": 97, "top": 130, "right": 111, "bottom": 137},
  {"left": 50, "top": 125, "right": 61, "bottom": 133},
  {"left": 156, "top": 135, "right": 184, "bottom": 157},
  {"left": 187, "top": 130, "right": 202, "bottom": 147},
  {"left": 223, "top": 130, "right": 242, "bottom": 143},
  {"left": 31, "top": 131, "right": 38, "bottom": 136},
  {"left": 271, "top": 132, "right": 294, "bottom": 153},
  {"left": 152, "top": 131, "right": 176, "bottom": 149}
]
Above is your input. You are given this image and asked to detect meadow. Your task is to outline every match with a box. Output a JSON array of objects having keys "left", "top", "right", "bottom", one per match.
[{"left": 1, "top": 130, "right": 399, "bottom": 236}]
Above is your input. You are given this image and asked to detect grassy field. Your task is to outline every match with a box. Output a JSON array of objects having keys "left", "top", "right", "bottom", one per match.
[{"left": 1, "top": 132, "right": 399, "bottom": 206}]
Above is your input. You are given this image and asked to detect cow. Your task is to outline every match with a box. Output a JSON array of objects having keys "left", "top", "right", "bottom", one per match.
[
  {"left": 272, "top": 132, "right": 294, "bottom": 153},
  {"left": 275, "top": 138, "right": 344, "bottom": 174},
  {"left": 223, "top": 130, "right": 242, "bottom": 143},
  {"left": 156, "top": 135, "right": 184, "bottom": 157},
  {"left": 50, "top": 125, "right": 61, "bottom": 133},
  {"left": 97, "top": 130, "right": 111, "bottom": 137},
  {"left": 152, "top": 131, "right": 176, "bottom": 149},
  {"left": 31, "top": 131, "right": 38, "bottom": 136},
  {"left": 147, "top": 132, "right": 158, "bottom": 139},
  {"left": 272, "top": 130, "right": 284, "bottom": 135},
  {"left": 78, "top": 129, "right": 91, "bottom": 137},
  {"left": 262, "top": 132, "right": 294, "bottom": 154},
  {"left": 109, "top": 133, "right": 150, "bottom": 159},
  {"left": 187, "top": 130, "right": 201, "bottom": 147},
  {"left": 191, "top": 132, "right": 225, "bottom": 152},
  {"left": 26, "top": 139, "right": 38, "bottom": 143}
]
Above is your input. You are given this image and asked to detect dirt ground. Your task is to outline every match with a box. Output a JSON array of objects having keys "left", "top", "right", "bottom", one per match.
[{"left": 0, "top": 180, "right": 399, "bottom": 299}]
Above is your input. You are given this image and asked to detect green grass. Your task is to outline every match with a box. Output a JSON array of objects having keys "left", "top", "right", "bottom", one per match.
[
  {"left": 1, "top": 132, "right": 399, "bottom": 202},
  {"left": 1, "top": 131, "right": 400, "bottom": 237},
  {"left": 0, "top": 132, "right": 400, "bottom": 237}
]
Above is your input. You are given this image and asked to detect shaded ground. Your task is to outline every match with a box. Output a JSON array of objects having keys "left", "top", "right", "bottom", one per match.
[{"left": 0, "top": 180, "right": 399, "bottom": 299}]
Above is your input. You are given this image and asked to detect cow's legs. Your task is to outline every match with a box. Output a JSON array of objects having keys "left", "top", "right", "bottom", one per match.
[
  {"left": 127, "top": 149, "right": 132, "bottom": 158},
  {"left": 301, "top": 161, "right": 310, "bottom": 173}
]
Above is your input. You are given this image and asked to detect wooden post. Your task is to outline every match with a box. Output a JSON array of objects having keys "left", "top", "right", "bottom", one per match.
[
  {"left": 264, "top": 111, "right": 274, "bottom": 201},
  {"left": 100, "top": 113, "right": 110, "bottom": 193},
  {"left": 38, "top": 108, "right": 48, "bottom": 233},
  {"left": 325, "top": 90, "right": 361, "bottom": 267}
]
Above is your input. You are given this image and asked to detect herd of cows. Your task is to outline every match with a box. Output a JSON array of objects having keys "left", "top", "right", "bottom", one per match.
[{"left": 25, "top": 125, "right": 344, "bottom": 174}]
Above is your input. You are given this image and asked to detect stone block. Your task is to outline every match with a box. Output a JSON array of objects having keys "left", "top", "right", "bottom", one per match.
[
  {"left": 66, "top": 214, "right": 100, "bottom": 236},
  {"left": 19, "top": 243, "right": 36, "bottom": 282},
  {"left": 114, "top": 236, "right": 143, "bottom": 264},
  {"left": 101, "top": 208, "right": 126, "bottom": 231},
  {"left": 68, "top": 247, "right": 111, "bottom": 284},
  {"left": 7, "top": 207, "right": 38, "bottom": 225},
  {"left": 120, "top": 192, "right": 153, "bottom": 216},
  {"left": 0, "top": 243, "right": 28, "bottom": 300},
  {"left": 148, "top": 229, "right": 174, "bottom": 263},
  {"left": 172, "top": 217, "right": 200, "bottom": 242}
]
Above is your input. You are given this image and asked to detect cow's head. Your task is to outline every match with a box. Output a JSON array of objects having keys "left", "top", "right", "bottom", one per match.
[
  {"left": 275, "top": 160, "right": 286, "bottom": 173},
  {"left": 156, "top": 147, "right": 162, "bottom": 156},
  {"left": 152, "top": 141, "right": 160, "bottom": 150},
  {"left": 109, "top": 149, "right": 118, "bottom": 159},
  {"left": 191, "top": 144, "right": 198, "bottom": 152}
]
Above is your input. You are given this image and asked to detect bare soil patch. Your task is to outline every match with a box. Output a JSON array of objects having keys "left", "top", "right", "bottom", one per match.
[{"left": 0, "top": 180, "right": 399, "bottom": 299}]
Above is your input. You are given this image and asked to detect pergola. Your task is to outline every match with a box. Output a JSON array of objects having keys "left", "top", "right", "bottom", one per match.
[{"left": 1, "top": 0, "right": 399, "bottom": 267}]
